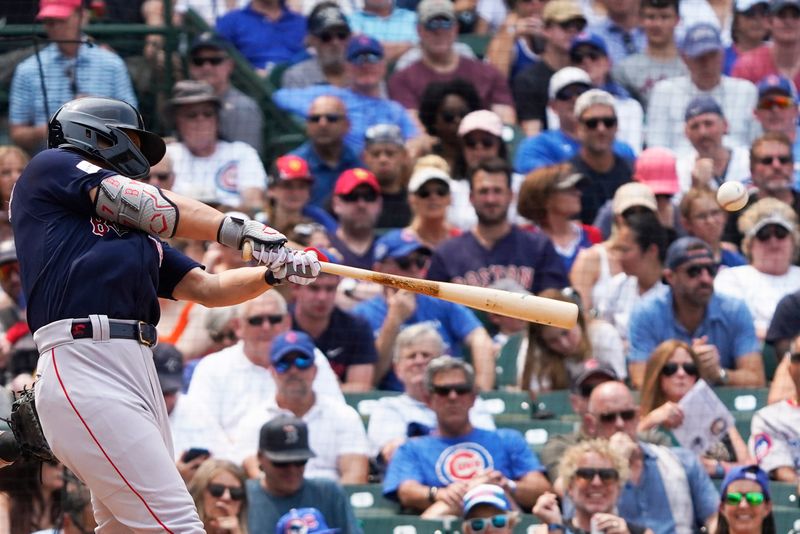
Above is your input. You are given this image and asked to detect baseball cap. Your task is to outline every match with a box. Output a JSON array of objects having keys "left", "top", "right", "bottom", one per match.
[
  {"left": 665, "top": 236, "right": 715, "bottom": 270},
  {"left": 634, "top": 147, "right": 679, "bottom": 195},
  {"left": 408, "top": 167, "right": 453, "bottom": 194},
  {"left": 270, "top": 330, "right": 317, "bottom": 366},
  {"left": 770, "top": 0, "right": 800, "bottom": 13},
  {"left": 0, "top": 240, "right": 17, "bottom": 266},
  {"left": 417, "top": 0, "right": 456, "bottom": 23},
  {"left": 543, "top": 0, "right": 585, "bottom": 23},
  {"left": 463, "top": 484, "right": 511, "bottom": 516},
  {"left": 457, "top": 110, "right": 504, "bottom": 138},
  {"left": 719, "top": 465, "right": 771, "bottom": 500},
  {"left": 276, "top": 508, "right": 340, "bottom": 534},
  {"left": 259, "top": 415, "right": 317, "bottom": 462},
  {"left": 555, "top": 171, "right": 588, "bottom": 190},
  {"left": 189, "top": 32, "right": 229, "bottom": 55},
  {"left": 548, "top": 66, "right": 592, "bottom": 100},
  {"left": 37, "top": 0, "right": 81, "bottom": 19},
  {"left": 681, "top": 23, "right": 723, "bottom": 58},
  {"left": 347, "top": 35, "right": 384, "bottom": 62},
  {"left": 204, "top": 305, "right": 238, "bottom": 342},
  {"left": 365, "top": 124, "right": 404, "bottom": 147},
  {"left": 169, "top": 80, "right": 221, "bottom": 108},
  {"left": 612, "top": 182, "right": 658, "bottom": 215},
  {"left": 334, "top": 168, "right": 381, "bottom": 195},
  {"left": 374, "top": 229, "right": 432, "bottom": 262},
  {"left": 735, "top": 0, "right": 768, "bottom": 11},
  {"left": 308, "top": 4, "right": 350, "bottom": 36},
  {"left": 747, "top": 213, "right": 796, "bottom": 237},
  {"left": 570, "top": 32, "right": 609, "bottom": 56},
  {"left": 570, "top": 359, "right": 618, "bottom": 393},
  {"left": 684, "top": 95, "right": 724, "bottom": 122},
  {"left": 272, "top": 155, "right": 312, "bottom": 185},
  {"left": 574, "top": 89, "right": 616, "bottom": 119},
  {"left": 152, "top": 343, "right": 184, "bottom": 394},
  {"left": 757, "top": 74, "right": 798, "bottom": 100}
]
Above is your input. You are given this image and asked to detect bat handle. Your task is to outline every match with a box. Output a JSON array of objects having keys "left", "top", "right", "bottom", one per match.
[{"left": 242, "top": 240, "right": 253, "bottom": 261}]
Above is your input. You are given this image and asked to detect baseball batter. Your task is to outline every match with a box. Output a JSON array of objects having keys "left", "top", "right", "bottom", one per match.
[{"left": 8, "top": 97, "right": 320, "bottom": 532}]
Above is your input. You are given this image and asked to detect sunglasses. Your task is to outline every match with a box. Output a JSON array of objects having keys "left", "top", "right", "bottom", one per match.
[
  {"left": 210, "top": 330, "right": 237, "bottom": 344},
  {"left": 440, "top": 109, "right": 468, "bottom": 123},
  {"left": 468, "top": 515, "right": 510, "bottom": 532},
  {"left": 464, "top": 136, "right": 498, "bottom": 149},
  {"left": 724, "top": 491, "right": 766, "bottom": 506},
  {"left": 416, "top": 185, "right": 450, "bottom": 198},
  {"left": 572, "top": 50, "right": 604, "bottom": 63},
  {"left": 661, "top": 362, "right": 699, "bottom": 377},
  {"left": 755, "top": 224, "right": 791, "bottom": 242},
  {"left": 574, "top": 467, "right": 619, "bottom": 483},
  {"left": 339, "top": 190, "right": 379, "bottom": 203},
  {"left": 274, "top": 353, "right": 315, "bottom": 374},
  {"left": 755, "top": 155, "right": 793, "bottom": 165},
  {"left": 684, "top": 263, "right": 718, "bottom": 278},
  {"left": 425, "top": 17, "right": 455, "bottom": 31},
  {"left": 207, "top": 483, "right": 245, "bottom": 501},
  {"left": 432, "top": 383, "right": 472, "bottom": 396},
  {"left": 582, "top": 116, "right": 617, "bottom": 129},
  {"left": 789, "top": 352, "right": 800, "bottom": 363},
  {"left": 272, "top": 459, "right": 308, "bottom": 468},
  {"left": 757, "top": 95, "right": 794, "bottom": 110},
  {"left": 351, "top": 52, "right": 382, "bottom": 65},
  {"left": 246, "top": 314, "right": 284, "bottom": 327},
  {"left": 179, "top": 110, "right": 215, "bottom": 120},
  {"left": 558, "top": 18, "right": 587, "bottom": 31},
  {"left": 0, "top": 263, "right": 18, "bottom": 281},
  {"left": 595, "top": 409, "right": 636, "bottom": 424},
  {"left": 394, "top": 255, "right": 429, "bottom": 270},
  {"left": 145, "top": 172, "right": 172, "bottom": 182},
  {"left": 191, "top": 56, "right": 226, "bottom": 67},
  {"left": 307, "top": 113, "right": 343, "bottom": 124},
  {"left": 319, "top": 30, "right": 350, "bottom": 43},
  {"left": 742, "top": 4, "right": 768, "bottom": 17},
  {"left": 556, "top": 85, "right": 589, "bottom": 101}
]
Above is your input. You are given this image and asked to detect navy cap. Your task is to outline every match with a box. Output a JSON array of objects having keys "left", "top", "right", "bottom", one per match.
[
  {"left": 570, "top": 31, "right": 608, "bottom": 56},
  {"left": 270, "top": 330, "right": 316, "bottom": 365},
  {"left": 720, "top": 465, "right": 771, "bottom": 500},
  {"left": 757, "top": 74, "right": 798, "bottom": 100},
  {"left": 276, "top": 508, "right": 339, "bottom": 534},
  {"left": 152, "top": 343, "right": 184, "bottom": 394},
  {"left": 665, "top": 236, "right": 715, "bottom": 270},
  {"left": 189, "top": 32, "right": 229, "bottom": 55},
  {"left": 374, "top": 229, "right": 432, "bottom": 263},
  {"left": 770, "top": 0, "right": 800, "bottom": 13},
  {"left": 259, "top": 415, "right": 317, "bottom": 461},
  {"left": 681, "top": 23, "right": 723, "bottom": 58},
  {"left": 684, "top": 95, "right": 724, "bottom": 121},
  {"left": 346, "top": 34, "right": 384, "bottom": 62},
  {"left": 308, "top": 4, "right": 350, "bottom": 36}
]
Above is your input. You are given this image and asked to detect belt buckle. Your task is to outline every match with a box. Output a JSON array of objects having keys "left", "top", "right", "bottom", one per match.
[{"left": 137, "top": 321, "right": 155, "bottom": 347}]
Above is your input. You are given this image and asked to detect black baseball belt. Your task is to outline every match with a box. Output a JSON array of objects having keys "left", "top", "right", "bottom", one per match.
[{"left": 70, "top": 319, "right": 158, "bottom": 347}]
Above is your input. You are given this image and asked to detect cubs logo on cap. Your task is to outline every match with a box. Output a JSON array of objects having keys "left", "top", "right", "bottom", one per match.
[
  {"left": 435, "top": 443, "right": 493, "bottom": 484},
  {"left": 276, "top": 507, "right": 340, "bottom": 534}
]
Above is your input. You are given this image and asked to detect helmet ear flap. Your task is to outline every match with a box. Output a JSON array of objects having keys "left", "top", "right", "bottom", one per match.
[{"left": 48, "top": 118, "right": 64, "bottom": 149}]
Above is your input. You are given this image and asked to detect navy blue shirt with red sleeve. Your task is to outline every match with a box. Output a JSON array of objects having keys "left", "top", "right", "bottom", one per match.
[
  {"left": 426, "top": 226, "right": 568, "bottom": 293},
  {"left": 10, "top": 148, "right": 201, "bottom": 332}
]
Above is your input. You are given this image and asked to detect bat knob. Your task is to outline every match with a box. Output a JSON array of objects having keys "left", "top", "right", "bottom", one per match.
[{"left": 242, "top": 240, "right": 253, "bottom": 261}]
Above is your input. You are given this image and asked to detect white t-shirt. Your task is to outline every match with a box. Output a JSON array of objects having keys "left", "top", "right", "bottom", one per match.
[
  {"left": 167, "top": 140, "right": 267, "bottom": 208},
  {"left": 676, "top": 145, "right": 750, "bottom": 194}
]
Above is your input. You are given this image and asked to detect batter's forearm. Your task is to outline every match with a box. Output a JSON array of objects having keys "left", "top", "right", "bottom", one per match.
[
  {"left": 172, "top": 266, "right": 276, "bottom": 307},
  {"left": 160, "top": 190, "right": 226, "bottom": 241}
]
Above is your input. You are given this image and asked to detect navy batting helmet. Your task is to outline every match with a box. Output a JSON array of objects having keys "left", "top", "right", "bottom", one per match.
[{"left": 48, "top": 97, "right": 166, "bottom": 180}]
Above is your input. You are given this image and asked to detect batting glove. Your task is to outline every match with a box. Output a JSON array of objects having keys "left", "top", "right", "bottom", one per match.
[{"left": 269, "top": 249, "right": 321, "bottom": 286}]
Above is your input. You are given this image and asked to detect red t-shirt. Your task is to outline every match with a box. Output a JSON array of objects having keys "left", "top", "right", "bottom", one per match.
[{"left": 731, "top": 44, "right": 800, "bottom": 90}]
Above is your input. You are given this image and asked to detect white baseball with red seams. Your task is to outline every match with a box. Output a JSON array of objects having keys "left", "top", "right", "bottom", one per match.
[{"left": 716, "top": 181, "right": 749, "bottom": 212}]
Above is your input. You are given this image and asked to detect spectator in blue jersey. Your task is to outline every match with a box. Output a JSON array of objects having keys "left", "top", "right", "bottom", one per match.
[
  {"left": 383, "top": 356, "right": 551, "bottom": 516},
  {"left": 328, "top": 168, "right": 382, "bottom": 269},
  {"left": 9, "top": 0, "right": 138, "bottom": 153},
  {"left": 427, "top": 157, "right": 569, "bottom": 294},
  {"left": 216, "top": 0, "right": 306, "bottom": 75},
  {"left": 752, "top": 75, "right": 800, "bottom": 188},
  {"left": 351, "top": 230, "right": 496, "bottom": 390},
  {"left": 290, "top": 95, "right": 363, "bottom": 207},
  {"left": 514, "top": 67, "right": 635, "bottom": 175},
  {"left": 348, "top": 0, "right": 419, "bottom": 63},
  {"left": 274, "top": 35, "right": 418, "bottom": 155}
]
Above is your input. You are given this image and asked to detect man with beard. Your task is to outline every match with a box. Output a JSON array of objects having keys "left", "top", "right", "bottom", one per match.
[
  {"left": 426, "top": 157, "right": 568, "bottom": 294},
  {"left": 328, "top": 168, "right": 382, "bottom": 269},
  {"left": 627, "top": 237, "right": 765, "bottom": 388}
]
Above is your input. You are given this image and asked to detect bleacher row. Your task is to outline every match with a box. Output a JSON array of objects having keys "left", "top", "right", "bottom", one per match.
[{"left": 343, "top": 387, "right": 800, "bottom": 533}]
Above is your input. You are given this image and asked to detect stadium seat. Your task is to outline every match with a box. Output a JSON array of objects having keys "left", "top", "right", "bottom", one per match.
[
  {"left": 359, "top": 515, "right": 458, "bottom": 534},
  {"left": 345, "top": 483, "right": 401, "bottom": 517},
  {"left": 495, "top": 333, "right": 524, "bottom": 389},
  {"left": 714, "top": 387, "right": 768, "bottom": 415},
  {"left": 480, "top": 390, "right": 534, "bottom": 419},
  {"left": 344, "top": 391, "right": 401, "bottom": 419},
  {"left": 772, "top": 506, "right": 800, "bottom": 534},
  {"left": 498, "top": 419, "right": 578, "bottom": 451},
  {"left": 532, "top": 390, "right": 573, "bottom": 418},
  {"left": 769, "top": 481, "right": 799, "bottom": 508}
]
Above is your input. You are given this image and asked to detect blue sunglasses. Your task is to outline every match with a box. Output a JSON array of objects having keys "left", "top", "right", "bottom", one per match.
[
  {"left": 425, "top": 17, "right": 455, "bottom": 31},
  {"left": 274, "top": 353, "right": 314, "bottom": 374},
  {"left": 469, "top": 514, "right": 509, "bottom": 532}
]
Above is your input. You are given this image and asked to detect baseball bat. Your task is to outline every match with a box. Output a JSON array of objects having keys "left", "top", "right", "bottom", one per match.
[{"left": 242, "top": 241, "right": 578, "bottom": 328}]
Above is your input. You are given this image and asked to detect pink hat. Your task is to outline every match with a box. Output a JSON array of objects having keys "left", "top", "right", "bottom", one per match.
[
  {"left": 457, "top": 110, "right": 504, "bottom": 138},
  {"left": 633, "top": 147, "right": 679, "bottom": 195},
  {"left": 37, "top": 0, "right": 81, "bottom": 19}
]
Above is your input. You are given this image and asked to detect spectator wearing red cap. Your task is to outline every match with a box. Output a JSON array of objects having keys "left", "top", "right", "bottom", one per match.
[{"left": 328, "top": 168, "right": 382, "bottom": 269}]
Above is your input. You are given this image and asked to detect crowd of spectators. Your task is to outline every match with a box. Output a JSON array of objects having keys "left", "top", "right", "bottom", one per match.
[{"left": 3, "top": 0, "right": 800, "bottom": 530}]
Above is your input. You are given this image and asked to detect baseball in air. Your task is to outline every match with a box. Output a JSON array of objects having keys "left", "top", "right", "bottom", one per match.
[{"left": 717, "top": 181, "right": 749, "bottom": 212}]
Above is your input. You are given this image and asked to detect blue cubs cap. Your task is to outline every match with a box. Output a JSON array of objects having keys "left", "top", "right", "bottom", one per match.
[
  {"left": 463, "top": 484, "right": 511, "bottom": 516},
  {"left": 270, "top": 330, "right": 316, "bottom": 365},
  {"left": 720, "top": 465, "right": 771, "bottom": 500},
  {"left": 346, "top": 34, "right": 384, "bottom": 62},
  {"left": 374, "top": 229, "right": 432, "bottom": 263},
  {"left": 570, "top": 31, "right": 609, "bottom": 56},
  {"left": 276, "top": 508, "right": 340, "bottom": 534},
  {"left": 665, "top": 236, "right": 715, "bottom": 270},
  {"left": 757, "top": 74, "right": 798, "bottom": 100},
  {"left": 684, "top": 95, "right": 724, "bottom": 121},
  {"left": 681, "top": 23, "right": 723, "bottom": 58}
]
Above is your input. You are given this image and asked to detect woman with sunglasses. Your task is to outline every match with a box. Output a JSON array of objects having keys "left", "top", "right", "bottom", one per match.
[
  {"left": 399, "top": 161, "right": 462, "bottom": 249},
  {"left": 639, "top": 340, "right": 752, "bottom": 478},
  {"left": 715, "top": 465, "right": 776, "bottom": 534},
  {"left": 714, "top": 197, "right": 800, "bottom": 340},
  {"left": 532, "top": 439, "right": 653, "bottom": 534},
  {"left": 188, "top": 459, "right": 249, "bottom": 534}
]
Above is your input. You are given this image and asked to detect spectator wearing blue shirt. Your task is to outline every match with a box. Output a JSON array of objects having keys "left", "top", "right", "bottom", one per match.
[
  {"left": 588, "top": 0, "right": 646, "bottom": 64},
  {"left": 351, "top": 231, "right": 496, "bottom": 391},
  {"left": 627, "top": 237, "right": 766, "bottom": 389},
  {"left": 275, "top": 36, "right": 419, "bottom": 155},
  {"left": 216, "top": 0, "right": 306, "bottom": 74},
  {"left": 348, "top": 0, "right": 419, "bottom": 62},
  {"left": 290, "top": 95, "right": 363, "bottom": 207},
  {"left": 9, "top": 0, "right": 138, "bottom": 154},
  {"left": 383, "top": 356, "right": 551, "bottom": 516},
  {"left": 514, "top": 67, "right": 635, "bottom": 174}
]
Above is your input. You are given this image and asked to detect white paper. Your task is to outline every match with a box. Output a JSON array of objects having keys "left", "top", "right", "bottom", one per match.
[{"left": 672, "top": 379, "right": 735, "bottom": 455}]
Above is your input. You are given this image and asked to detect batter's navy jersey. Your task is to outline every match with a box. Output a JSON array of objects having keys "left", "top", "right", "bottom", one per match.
[{"left": 10, "top": 149, "right": 201, "bottom": 332}]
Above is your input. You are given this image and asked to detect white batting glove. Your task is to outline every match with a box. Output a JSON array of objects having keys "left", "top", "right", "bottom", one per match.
[{"left": 269, "top": 249, "right": 321, "bottom": 285}]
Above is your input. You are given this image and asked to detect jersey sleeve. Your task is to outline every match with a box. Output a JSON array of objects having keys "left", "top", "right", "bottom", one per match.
[
  {"left": 749, "top": 407, "right": 796, "bottom": 475},
  {"left": 157, "top": 240, "right": 203, "bottom": 299},
  {"left": 383, "top": 440, "right": 426, "bottom": 500}
]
